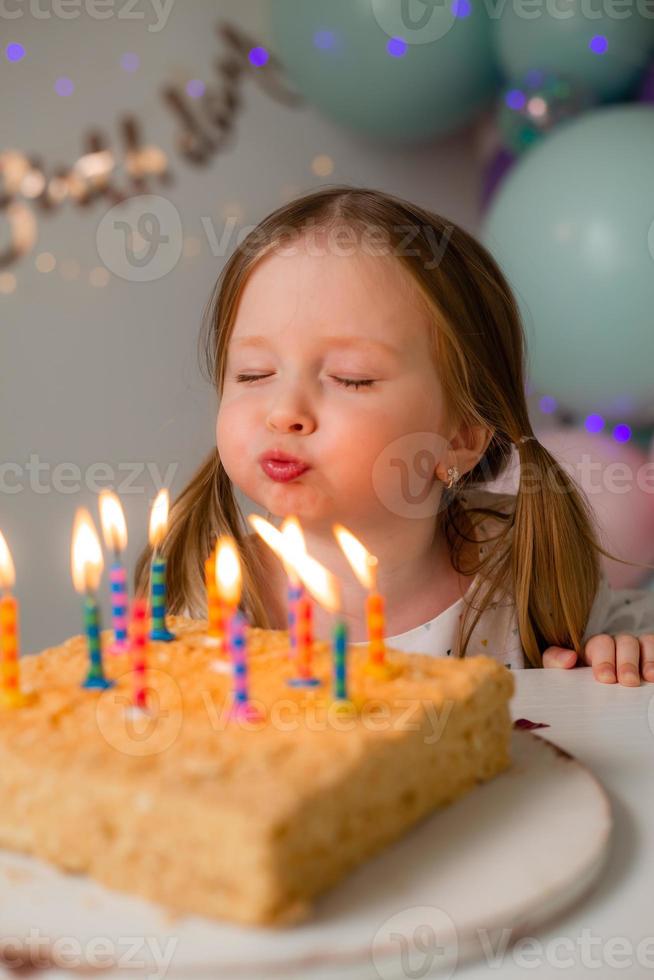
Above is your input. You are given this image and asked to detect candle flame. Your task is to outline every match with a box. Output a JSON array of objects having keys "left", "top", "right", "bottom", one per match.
[
  {"left": 99, "top": 490, "right": 127, "bottom": 552},
  {"left": 333, "top": 524, "right": 378, "bottom": 591},
  {"left": 148, "top": 489, "right": 169, "bottom": 549},
  {"left": 281, "top": 516, "right": 306, "bottom": 585},
  {"left": 215, "top": 536, "right": 242, "bottom": 606},
  {"left": 71, "top": 508, "right": 104, "bottom": 594},
  {"left": 248, "top": 514, "right": 340, "bottom": 612},
  {"left": 0, "top": 530, "right": 16, "bottom": 591}
]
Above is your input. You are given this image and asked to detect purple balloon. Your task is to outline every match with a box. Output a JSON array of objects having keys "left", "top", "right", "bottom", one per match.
[
  {"left": 638, "top": 62, "right": 654, "bottom": 103},
  {"left": 480, "top": 147, "right": 516, "bottom": 213}
]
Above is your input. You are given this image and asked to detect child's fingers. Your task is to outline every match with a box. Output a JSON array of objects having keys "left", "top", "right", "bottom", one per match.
[
  {"left": 585, "top": 633, "right": 645, "bottom": 686},
  {"left": 542, "top": 647, "right": 577, "bottom": 669},
  {"left": 641, "top": 635, "right": 654, "bottom": 683}
]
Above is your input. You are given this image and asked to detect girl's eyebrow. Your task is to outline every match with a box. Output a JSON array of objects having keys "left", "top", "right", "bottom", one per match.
[{"left": 231, "top": 335, "right": 400, "bottom": 356}]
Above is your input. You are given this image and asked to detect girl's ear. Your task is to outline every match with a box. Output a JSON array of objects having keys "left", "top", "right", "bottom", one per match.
[{"left": 438, "top": 424, "right": 493, "bottom": 481}]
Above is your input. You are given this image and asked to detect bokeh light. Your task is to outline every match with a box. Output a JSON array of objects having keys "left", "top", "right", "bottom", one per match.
[
  {"left": 186, "top": 79, "right": 205, "bottom": 99},
  {"left": 613, "top": 424, "right": 631, "bottom": 443},
  {"left": 5, "top": 43, "right": 25, "bottom": 63},
  {"left": 89, "top": 267, "right": 110, "bottom": 288},
  {"left": 249, "top": 47, "right": 269, "bottom": 68},
  {"left": 120, "top": 52, "right": 140, "bottom": 72},
  {"left": 55, "top": 77, "right": 74, "bottom": 97},
  {"left": 584, "top": 413, "right": 605, "bottom": 434},
  {"left": 314, "top": 30, "right": 336, "bottom": 50},
  {"left": 387, "top": 37, "right": 408, "bottom": 58},
  {"left": 589, "top": 35, "right": 608, "bottom": 55},
  {"left": 539, "top": 395, "right": 558, "bottom": 414},
  {"left": 452, "top": 0, "right": 472, "bottom": 16},
  {"left": 35, "top": 252, "right": 56, "bottom": 273},
  {"left": 505, "top": 89, "right": 526, "bottom": 111},
  {"left": 0, "top": 273, "right": 17, "bottom": 295},
  {"left": 311, "top": 154, "right": 334, "bottom": 177}
]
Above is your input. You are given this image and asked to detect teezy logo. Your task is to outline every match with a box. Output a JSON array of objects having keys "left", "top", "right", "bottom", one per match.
[
  {"left": 371, "top": 0, "right": 457, "bottom": 45},
  {"left": 96, "top": 194, "right": 182, "bottom": 282},
  {"left": 372, "top": 431, "right": 450, "bottom": 520}
]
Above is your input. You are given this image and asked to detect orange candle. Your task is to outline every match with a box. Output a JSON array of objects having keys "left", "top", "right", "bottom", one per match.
[
  {"left": 0, "top": 530, "right": 35, "bottom": 709},
  {"left": 333, "top": 524, "right": 398, "bottom": 681}
]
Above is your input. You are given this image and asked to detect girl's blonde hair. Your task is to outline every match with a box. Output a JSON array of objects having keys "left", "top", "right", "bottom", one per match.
[{"left": 135, "top": 185, "right": 646, "bottom": 667}]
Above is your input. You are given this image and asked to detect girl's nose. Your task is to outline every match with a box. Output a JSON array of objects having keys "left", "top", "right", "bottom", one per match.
[{"left": 266, "top": 401, "right": 316, "bottom": 435}]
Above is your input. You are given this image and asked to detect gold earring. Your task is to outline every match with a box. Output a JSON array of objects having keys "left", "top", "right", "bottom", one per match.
[{"left": 446, "top": 465, "right": 460, "bottom": 489}]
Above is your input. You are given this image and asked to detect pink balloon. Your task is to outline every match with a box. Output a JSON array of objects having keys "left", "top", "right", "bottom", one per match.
[{"left": 485, "top": 425, "right": 654, "bottom": 588}]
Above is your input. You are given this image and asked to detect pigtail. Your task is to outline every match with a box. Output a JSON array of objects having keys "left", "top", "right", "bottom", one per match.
[{"left": 510, "top": 438, "right": 605, "bottom": 667}]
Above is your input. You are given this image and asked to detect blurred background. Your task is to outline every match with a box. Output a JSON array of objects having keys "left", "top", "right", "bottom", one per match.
[{"left": 1, "top": 0, "right": 653, "bottom": 653}]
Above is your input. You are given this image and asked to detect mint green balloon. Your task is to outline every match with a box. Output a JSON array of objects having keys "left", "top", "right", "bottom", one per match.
[
  {"left": 271, "top": 0, "right": 498, "bottom": 142},
  {"left": 482, "top": 105, "right": 654, "bottom": 425},
  {"left": 494, "top": 1, "right": 654, "bottom": 100}
]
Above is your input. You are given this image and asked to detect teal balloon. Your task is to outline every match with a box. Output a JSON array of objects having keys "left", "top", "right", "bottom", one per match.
[
  {"left": 482, "top": 105, "right": 654, "bottom": 425},
  {"left": 271, "top": 0, "right": 498, "bottom": 143},
  {"left": 494, "top": 1, "right": 654, "bottom": 101}
]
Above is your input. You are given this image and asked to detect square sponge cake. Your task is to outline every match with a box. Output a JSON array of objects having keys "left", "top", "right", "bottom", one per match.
[{"left": 0, "top": 616, "right": 515, "bottom": 927}]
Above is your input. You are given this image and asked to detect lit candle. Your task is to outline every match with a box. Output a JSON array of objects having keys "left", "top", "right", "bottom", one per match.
[
  {"left": 128, "top": 596, "right": 149, "bottom": 711},
  {"left": 71, "top": 508, "right": 114, "bottom": 690},
  {"left": 148, "top": 489, "right": 175, "bottom": 642},
  {"left": 248, "top": 515, "right": 321, "bottom": 688},
  {"left": 333, "top": 524, "right": 398, "bottom": 680},
  {"left": 291, "top": 549, "right": 349, "bottom": 705},
  {"left": 215, "top": 537, "right": 261, "bottom": 721},
  {"left": 204, "top": 547, "right": 225, "bottom": 648},
  {"left": 0, "top": 530, "right": 35, "bottom": 709},
  {"left": 99, "top": 490, "right": 129, "bottom": 654},
  {"left": 281, "top": 517, "right": 309, "bottom": 661}
]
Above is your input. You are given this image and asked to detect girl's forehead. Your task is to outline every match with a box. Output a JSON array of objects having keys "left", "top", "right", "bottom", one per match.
[{"left": 234, "top": 245, "right": 428, "bottom": 334}]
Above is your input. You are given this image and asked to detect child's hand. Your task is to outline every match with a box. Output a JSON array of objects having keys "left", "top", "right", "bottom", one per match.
[{"left": 542, "top": 634, "right": 654, "bottom": 685}]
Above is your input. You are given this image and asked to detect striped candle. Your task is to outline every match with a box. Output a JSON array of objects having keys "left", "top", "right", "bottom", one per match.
[
  {"left": 108, "top": 560, "right": 129, "bottom": 653},
  {"left": 150, "top": 555, "right": 174, "bottom": 642},
  {"left": 227, "top": 608, "right": 261, "bottom": 721},
  {"left": 148, "top": 490, "right": 175, "bottom": 642},
  {"left": 0, "top": 593, "right": 33, "bottom": 709},
  {"left": 332, "top": 619, "right": 348, "bottom": 701},
  {"left": 288, "top": 592, "right": 320, "bottom": 688},
  {"left": 82, "top": 592, "right": 113, "bottom": 690},
  {"left": 129, "top": 597, "right": 149, "bottom": 710}
]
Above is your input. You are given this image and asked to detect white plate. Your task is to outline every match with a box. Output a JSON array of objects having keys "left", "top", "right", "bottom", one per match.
[{"left": 0, "top": 730, "right": 612, "bottom": 980}]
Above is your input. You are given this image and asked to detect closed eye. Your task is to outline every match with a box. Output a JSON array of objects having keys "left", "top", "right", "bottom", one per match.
[{"left": 235, "top": 374, "right": 376, "bottom": 390}]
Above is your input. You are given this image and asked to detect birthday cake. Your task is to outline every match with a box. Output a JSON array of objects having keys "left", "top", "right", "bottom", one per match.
[{"left": 0, "top": 616, "right": 514, "bottom": 927}]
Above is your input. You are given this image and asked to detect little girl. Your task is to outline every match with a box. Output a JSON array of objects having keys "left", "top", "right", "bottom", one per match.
[{"left": 135, "top": 186, "right": 654, "bottom": 685}]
